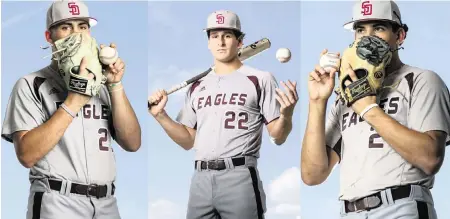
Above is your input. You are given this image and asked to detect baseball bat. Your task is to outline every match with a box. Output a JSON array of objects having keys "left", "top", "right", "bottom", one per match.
[{"left": 148, "top": 37, "right": 271, "bottom": 106}]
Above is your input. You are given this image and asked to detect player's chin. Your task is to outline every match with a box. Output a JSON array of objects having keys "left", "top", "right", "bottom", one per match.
[{"left": 214, "top": 54, "right": 235, "bottom": 63}]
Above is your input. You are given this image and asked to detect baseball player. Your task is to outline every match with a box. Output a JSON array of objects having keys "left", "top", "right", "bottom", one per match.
[
  {"left": 149, "top": 10, "right": 298, "bottom": 219},
  {"left": 1, "top": 1, "right": 141, "bottom": 219},
  {"left": 301, "top": 0, "right": 450, "bottom": 218}
]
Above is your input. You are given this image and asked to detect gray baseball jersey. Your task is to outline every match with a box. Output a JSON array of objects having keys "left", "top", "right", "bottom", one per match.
[
  {"left": 325, "top": 64, "right": 450, "bottom": 201},
  {"left": 176, "top": 64, "right": 281, "bottom": 161},
  {"left": 1, "top": 66, "right": 117, "bottom": 185}
]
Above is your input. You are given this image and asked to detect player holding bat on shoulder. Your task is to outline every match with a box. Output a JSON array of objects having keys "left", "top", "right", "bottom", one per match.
[{"left": 148, "top": 10, "right": 298, "bottom": 219}]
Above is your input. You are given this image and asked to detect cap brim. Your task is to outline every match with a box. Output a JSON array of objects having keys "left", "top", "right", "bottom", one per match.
[
  {"left": 49, "top": 17, "right": 98, "bottom": 29},
  {"left": 343, "top": 21, "right": 354, "bottom": 30},
  {"left": 343, "top": 18, "right": 397, "bottom": 31},
  {"left": 202, "top": 27, "right": 241, "bottom": 32},
  {"left": 89, "top": 17, "right": 98, "bottom": 27}
]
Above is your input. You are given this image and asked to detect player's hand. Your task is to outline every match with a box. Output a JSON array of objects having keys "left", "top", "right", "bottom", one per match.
[
  {"left": 342, "top": 63, "right": 378, "bottom": 114},
  {"left": 308, "top": 49, "right": 338, "bottom": 103},
  {"left": 148, "top": 89, "right": 169, "bottom": 117},
  {"left": 101, "top": 43, "right": 125, "bottom": 84},
  {"left": 64, "top": 57, "right": 93, "bottom": 112},
  {"left": 275, "top": 80, "right": 298, "bottom": 118}
]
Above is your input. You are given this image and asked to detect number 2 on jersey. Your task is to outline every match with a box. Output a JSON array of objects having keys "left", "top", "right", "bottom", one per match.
[
  {"left": 368, "top": 96, "right": 399, "bottom": 148},
  {"left": 225, "top": 111, "right": 249, "bottom": 130},
  {"left": 368, "top": 133, "right": 384, "bottom": 148},
  {"left": 98, "top": 128, "right": 109, "bottom": 151}
]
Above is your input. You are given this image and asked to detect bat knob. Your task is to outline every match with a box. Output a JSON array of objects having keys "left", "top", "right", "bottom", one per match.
[{"left": 148, "top": 99, "right": 159, "bottom": 108}]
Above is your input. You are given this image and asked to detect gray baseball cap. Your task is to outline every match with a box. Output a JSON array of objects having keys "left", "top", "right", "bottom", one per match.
[
  {"left": 46, "top": 0, "right": 97, "bottom": 30},
  {"left": 204, "top": 10, "right": 242, "bottom": 32},
  {"left": 343, "top": 0, "right": 403, "bottom": 30}
]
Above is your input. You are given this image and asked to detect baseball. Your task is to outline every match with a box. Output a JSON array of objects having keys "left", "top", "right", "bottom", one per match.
[
  {"left": 319, "top": 52, "right": 341, "bottom": 73},
  {"left": 99, "top": 46, "right": 118, "bottom": 65},
  {"left": 276, "top": 48, "right": 291, "bottom": 63}
]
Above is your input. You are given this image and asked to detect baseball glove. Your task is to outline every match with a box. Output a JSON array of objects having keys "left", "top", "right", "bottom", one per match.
[
  {"left": 52, "top": 32, "right": 106, "bottom": 97},
  {"left": 335, "top": 35, "right": 393, "bottom": 107}
]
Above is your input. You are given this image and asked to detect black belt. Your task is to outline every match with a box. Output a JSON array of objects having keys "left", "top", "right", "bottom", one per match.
[
  {"left": 344, "top": 185, "right": 412, "bottom": 213},
  {"left": 49, "top": 179, "right": 115, "bottom": 199},
  {"left": 195, "top": 157, "right": 246, "bottom": 170}
]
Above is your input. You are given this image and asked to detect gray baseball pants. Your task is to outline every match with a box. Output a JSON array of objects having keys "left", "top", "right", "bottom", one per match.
[
  {"left": 26, "top": 178, "right": 120, "bottom": 219},
  {"left": 186, "top": 156, "right": 267, "bottom": 219},
  {"left": 339, "top": 185, "right": 437, "bottom": 219}
]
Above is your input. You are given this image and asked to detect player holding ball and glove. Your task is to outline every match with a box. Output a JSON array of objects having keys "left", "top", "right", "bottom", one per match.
[
  {"left": 149, "top": 10, "right": 298, "bottom": 219},
  {"left": 301, "top": 0, "right": 450, "bottom": 218},
  {"left": 1, "top": 1, "right": 141, "bottom": 218}
]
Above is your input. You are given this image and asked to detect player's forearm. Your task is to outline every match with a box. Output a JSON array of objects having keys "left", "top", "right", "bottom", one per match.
[
  {"left": 109, "top": 87, "right": 141, "bottom": 152},
  {"left": 364, "top": 106, "right": 444, "bottom": 175},
  {"left": 301, "top": 100, "right": 330, "bottom": 184},
  {"left": 154, "top": 111, "right": 195, "bottom": 150},
  {"left": 15, "top": 108, "right": 74, "bottom": 168},
  {"left": 269, "top": 115, "right": 293, "bottom": 145}
]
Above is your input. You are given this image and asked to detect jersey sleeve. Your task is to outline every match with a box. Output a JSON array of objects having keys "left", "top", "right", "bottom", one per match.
[
  {"left": 1, "top": 78, "right": 46, "bottom": 143},
  {"left": 325, "top": 99, "right": 342, "bottom": 160},
  {"left": 175, "top": 85, "right": 197, "bottom": 129},
  {"left": 407, "top": 71, "right": 450, "bottom": 145},
  {"left": 260, "top": 73, "right": 281, "bottom": 124}
]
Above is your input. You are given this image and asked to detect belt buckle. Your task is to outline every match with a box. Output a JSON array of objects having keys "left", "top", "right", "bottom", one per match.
[
  {"left": 86, "top": 184, "right": 100, "bottom": 199},
  {"left": 207, "top": 159, "right": 219, "bottom": 170},
  {"left": 351, "top": 195, "right": 381, "bottom": 213},
  {"left": 346, "top": 199, "right": 362, "bottom": 213},
  {"left": 353, "top": 200, "right": 364, "bottom": 213},
  {"left": 366, "top": 195, "right": 382, "bottom": 210}
]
